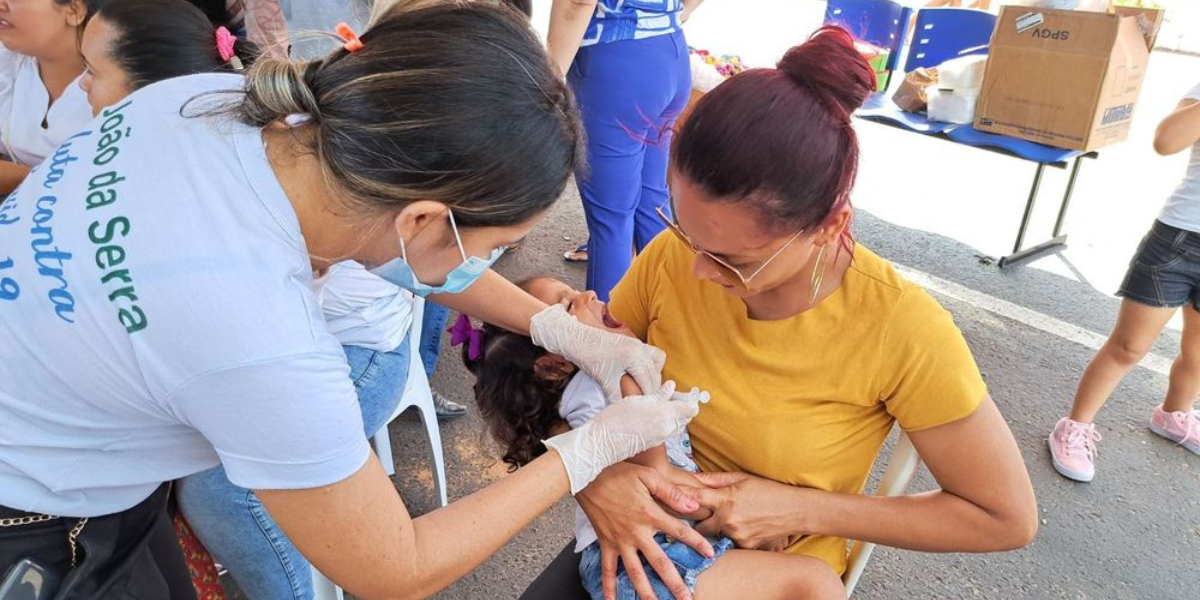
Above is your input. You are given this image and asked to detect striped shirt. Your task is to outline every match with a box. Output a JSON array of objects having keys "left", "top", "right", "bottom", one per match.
[{"left": 581, "top": 0, "right": 683, "bottom": 47}]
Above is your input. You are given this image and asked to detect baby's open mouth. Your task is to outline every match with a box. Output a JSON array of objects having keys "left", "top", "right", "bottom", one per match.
[{"left": 601, "top": 305, "right": 625, "bottom": 329}]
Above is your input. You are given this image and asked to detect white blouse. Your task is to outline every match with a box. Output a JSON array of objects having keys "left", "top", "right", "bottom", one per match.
[{"left": 0, "top": 48, "right": 92, "bottom": 166}]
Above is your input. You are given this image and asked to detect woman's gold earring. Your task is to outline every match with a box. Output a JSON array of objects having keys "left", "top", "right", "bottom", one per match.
[{"left": 809, "top": 245, "right": 828, "bottom": 305}]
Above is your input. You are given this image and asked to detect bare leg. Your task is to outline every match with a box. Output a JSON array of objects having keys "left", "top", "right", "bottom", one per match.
[
  {"left": 1163, "top": 304, "right": 1200, "bottom": 413},
  {"left": 1069, "top": 300, "right": 1176, "bottom": 423},
  {"left": 693, "top": 550, "right": 846, "bottom": 600}
]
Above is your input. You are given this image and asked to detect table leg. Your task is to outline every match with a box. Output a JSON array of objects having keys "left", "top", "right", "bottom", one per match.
[
  {"left": 1011, "top": 163, "right": 1045, "bottom": 255},
  {"left": 1053, "top": 156, "right": 1083, "bottom": 238},
  {"left": 998, "top": 162, "right": 1069, "bottom": 268}
]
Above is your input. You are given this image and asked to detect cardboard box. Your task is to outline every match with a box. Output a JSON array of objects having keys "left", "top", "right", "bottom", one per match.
[
  {"left": 974, "top": 7, "right": 1150, "bottom": 152},
  {"left": 1113, "top": 5, "right": 1165, "bottom": 50}
]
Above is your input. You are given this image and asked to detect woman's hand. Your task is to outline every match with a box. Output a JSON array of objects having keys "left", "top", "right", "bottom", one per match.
[
  {"left": 547, "top": 0, "right": 600, "bottom": 78},
  {"left": 531, "top": 304, "right": 666, "bottom": 401},
  {"left": 696, "top": 399, "right": 1037, "bottom": 557},
  {"left": 625, "top": 446, "right": 715, "bottom": 521},
  {"left": 544, "top": 382, "right": 702, "bottom": 494},
  {"left": 691, "top": 472, "right": 805, "bottom": 552},
  {"left": 578, "top": 462, "right": 715, "bottom": 600}
]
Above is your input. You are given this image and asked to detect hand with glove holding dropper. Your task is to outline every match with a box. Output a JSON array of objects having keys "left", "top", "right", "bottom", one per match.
[
  {"left": 531, "top": 282, "right": 711, "bottom": 494},
  {"left": 452, "top": 276, "right": 711, "bottom": 496}
]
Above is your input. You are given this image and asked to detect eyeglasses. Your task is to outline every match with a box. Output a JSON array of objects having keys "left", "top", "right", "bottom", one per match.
[{"left": 655, "top": 199, "right": 804, "bottom": 292}]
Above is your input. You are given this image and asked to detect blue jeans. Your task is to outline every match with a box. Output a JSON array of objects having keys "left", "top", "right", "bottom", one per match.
[
  {"left": 1118, "top": 220, "right": 1200, "bottom": 311},
  {"left": 419, "top": 301, "right": 451, "bottom": 379},
  {"left": 569, "top": 31, "right": 692, "bottom": 301},
  {"left": 176, "top": 337, "right": 411, "bottom": 600},
  {"left": 579, "top": 534, "right": 735, "bottom": 600}
]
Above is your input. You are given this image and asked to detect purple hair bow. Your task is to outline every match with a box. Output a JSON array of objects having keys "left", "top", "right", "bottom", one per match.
[{"left": 448, "top": 314, "right": 484, "bottom": 361}]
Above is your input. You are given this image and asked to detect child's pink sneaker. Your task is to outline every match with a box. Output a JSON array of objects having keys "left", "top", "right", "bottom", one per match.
[
  {"left": 1048, "top": 417, "right": 1101, "bottom": 482},
  {"left": 1149, "top": 405, "right": 1200, "bottom": 455}
]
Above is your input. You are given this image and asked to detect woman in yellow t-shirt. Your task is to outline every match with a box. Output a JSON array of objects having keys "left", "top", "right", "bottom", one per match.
[{"left": 573, "top": 28, "right": 1038, "bottom": 596}]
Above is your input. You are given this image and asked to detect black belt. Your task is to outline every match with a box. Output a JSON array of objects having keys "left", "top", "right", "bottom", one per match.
[{"left": 0, "top": 505, "right": 48, "bottom": 519}]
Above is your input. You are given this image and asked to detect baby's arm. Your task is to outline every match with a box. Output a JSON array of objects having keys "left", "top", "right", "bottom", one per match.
[
  {"left": 619, "top": 374, "right": 641, "bottom": 398},
  {"left": 1154, "top": 98, "right": 1200, "bottom": 156}
]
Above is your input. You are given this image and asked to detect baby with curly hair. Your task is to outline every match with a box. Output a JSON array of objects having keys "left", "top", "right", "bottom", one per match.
[{"left": 460, "top": 276, "right": 845, "bottom": 600}]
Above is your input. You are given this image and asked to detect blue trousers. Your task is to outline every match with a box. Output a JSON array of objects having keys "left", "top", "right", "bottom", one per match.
[
  {"left": 419, "top": 301, "right": 451, "bottom": 379},
  {"left": 176, "top": 338, "right": 410, "bottom": 600},
  {"left": 569, "top": 31, "right": 692, "bottom": 300}
]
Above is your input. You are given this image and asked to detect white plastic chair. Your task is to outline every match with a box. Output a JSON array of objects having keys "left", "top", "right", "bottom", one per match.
[
  {"left": 842, "top": 430, "right": 922, "bottom": 597},
  {"left": 312, "top": 296, "right": 449, "bottom": 600},
  {"left": 370, "top": 296, "right": 449, "bottom": 504}
]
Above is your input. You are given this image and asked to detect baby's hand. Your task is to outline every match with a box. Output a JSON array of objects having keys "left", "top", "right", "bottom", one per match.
[
  {"left": 663, "top": 487, "right": 714, "bottom": 522},
  {"left": 657, "top": 468, "right": 715, "bottom": 521}
]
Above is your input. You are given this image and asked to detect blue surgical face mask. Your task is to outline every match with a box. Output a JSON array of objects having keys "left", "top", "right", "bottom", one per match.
[{"left": 368, "top": 209, "right": 506, "bottom": 297}]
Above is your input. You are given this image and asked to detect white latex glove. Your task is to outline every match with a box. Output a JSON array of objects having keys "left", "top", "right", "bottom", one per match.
[
  {"left": 530, "top": 304, "right": 666, "bottom": 402},
  {"left": 544, "top": 382, "right": 709, "bottom": 495}
]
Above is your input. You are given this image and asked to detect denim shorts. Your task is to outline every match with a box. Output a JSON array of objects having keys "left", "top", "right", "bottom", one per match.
[
  {"left": 1118, "top": 220, "right": 1200, "bottom": 311},
  {"left": 579, "top": 534, "right": 735, "bottom": 600}
]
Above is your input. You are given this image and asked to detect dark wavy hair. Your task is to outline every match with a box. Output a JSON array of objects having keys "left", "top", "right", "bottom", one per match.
[{"left": 462, "top": 323, "right": 573, "bottom": 471}]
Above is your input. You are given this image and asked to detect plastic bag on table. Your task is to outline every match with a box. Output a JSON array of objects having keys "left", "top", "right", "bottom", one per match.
[
  {"left": 937, "top": 55, "right": 988, "bottom": 89},
  {"left": 892, "top": 67, "right": 939, "bottom": 113},
  {"left": 926, "top": 86, "right": 981, "bottom": 124}
]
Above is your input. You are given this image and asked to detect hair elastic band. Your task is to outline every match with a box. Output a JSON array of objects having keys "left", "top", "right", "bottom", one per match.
[
  {"left": 215, "top": 26, "right": 244, "bottom": 70},
  {"left": 335, "top": 22, "right": 364, "bottom": 52},
  {"left": 448, "top": 314, "right": 485, "bottom": 361}
]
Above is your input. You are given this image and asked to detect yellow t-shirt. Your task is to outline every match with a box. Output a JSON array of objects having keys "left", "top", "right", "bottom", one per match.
[{"left": 609, "top": 234, "right": 987, "bottom": 574}]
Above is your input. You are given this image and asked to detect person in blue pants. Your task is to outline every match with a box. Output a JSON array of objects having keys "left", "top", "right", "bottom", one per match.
[
  {"left": 551, "top": 0, "right": 703, "bottom": 300},
  {"left": 419, "top": 301, "right": 468, "bottom": 419}
]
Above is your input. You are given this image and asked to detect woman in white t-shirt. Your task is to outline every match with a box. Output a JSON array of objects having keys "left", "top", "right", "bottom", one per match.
[
  {"left": 0, "top": 0, "right": 99, "bottom": 193},
  {"left": 1049, "top": 82, "right": 1200, "bottom": 483},
  {"left": 0, "top": 3, "right": 702, "bottom": 598},
  {"left": 77, "top": 5, "right": 458, "bottom": 595}
]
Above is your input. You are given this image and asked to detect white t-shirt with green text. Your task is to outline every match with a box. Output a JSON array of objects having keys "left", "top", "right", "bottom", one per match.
[{"left": 0, "top": 74, "right": 369, "bottom": 517}]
